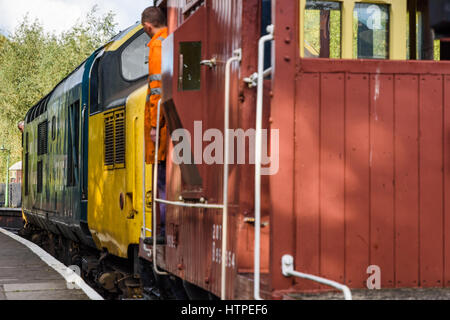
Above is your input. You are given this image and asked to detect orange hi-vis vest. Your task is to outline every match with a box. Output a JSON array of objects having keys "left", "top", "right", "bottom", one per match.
[{"left": 145, "top": 27, "right": 168, "bottom": 164}]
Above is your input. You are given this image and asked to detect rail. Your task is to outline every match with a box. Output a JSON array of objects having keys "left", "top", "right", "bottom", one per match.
[
  {"left": 282, "top": 255, "right": 353, "bottom": 300},
  {"left": 143, "top": 49, "right": 242, "bottom": 300}
]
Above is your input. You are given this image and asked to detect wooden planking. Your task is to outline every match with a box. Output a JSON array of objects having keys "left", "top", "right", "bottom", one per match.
[
  {"left": 295, "top": 73, "right": 321, "bottom": 290},
  {"left": 419, "top": 75, "right": 444, "bottom": 287},
  {"left": 344, "top": 74, "right": 370, "bottom": 288},
  {"left": 369, "top": 74, "right": 395, "bottom": 288},
  {"left": 292, "top": 70, "right": 450, "bottom": 292},
  {"left": 320, "top": 73, "right": 346, "bottom": 284},
  {"left": 394, "top": 75, "right": 420, "bottom": 288},
  {"left": 444, "top": 75, "right": 450, "bottom": 287}
]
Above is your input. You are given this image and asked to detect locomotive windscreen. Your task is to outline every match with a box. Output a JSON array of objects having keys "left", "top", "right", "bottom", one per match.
[{"left": 99, "top": 28, "right": 150, "bottom": 111}]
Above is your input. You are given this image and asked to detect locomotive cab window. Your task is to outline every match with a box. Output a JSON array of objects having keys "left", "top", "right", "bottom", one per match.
[
  {"left": 121, "top": 32, "right": 151, "bottom": 81},
  {"left": 98, "top": 25, "right": 150, "bottom": 112}
]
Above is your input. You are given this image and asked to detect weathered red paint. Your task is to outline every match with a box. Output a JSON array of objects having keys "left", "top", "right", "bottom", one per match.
[
  {"left": 369, "top": 74, "right": 395, "bottom": 288},
  {"left": 157, "top": 0, "right": 266, "bottom": 299},
  {"left": 269, "top": 0, "right": 299, "bottom": 297},
  {"left": 266, "top": 0, "right": 450, "bottom": 295},
  {"left": 151, "top": 0, "right": 450, "bottom": 299},
  {"left": 273, "top": 63, "right": 450, "bottom": 294},
  {"left": 275, "top": 69, "right": 450, "bottom": 293}
]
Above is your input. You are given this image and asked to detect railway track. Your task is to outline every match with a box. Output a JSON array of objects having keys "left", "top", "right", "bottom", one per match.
[
  {"left": 0, "top": 209, "right": 164, "bottom": 301},
  {"left": 290, "top": 288, "right": 450, "bottom": 300}
]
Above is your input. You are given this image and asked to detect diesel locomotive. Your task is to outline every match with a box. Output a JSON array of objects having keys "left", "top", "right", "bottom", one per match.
[
  {"left": 21, "top": 0, "right": 450, "bottom": 301},
  {"left": 22, "top": 23, "right": 154, "bottom": 298}
]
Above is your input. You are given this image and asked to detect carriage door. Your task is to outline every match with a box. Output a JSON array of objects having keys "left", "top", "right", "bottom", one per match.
[{"left": 162, "top": 2, "right": 210, "bottom": 200}]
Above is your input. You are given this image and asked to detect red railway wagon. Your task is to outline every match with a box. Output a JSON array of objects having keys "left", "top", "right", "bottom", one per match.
[{"left": 140, "top": 0, "right": 450, "bottom": 299}]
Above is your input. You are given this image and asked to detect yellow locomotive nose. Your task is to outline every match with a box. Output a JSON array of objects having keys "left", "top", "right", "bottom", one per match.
[{"left": 87, "top": 24, "right": 154, "bottom": 259}]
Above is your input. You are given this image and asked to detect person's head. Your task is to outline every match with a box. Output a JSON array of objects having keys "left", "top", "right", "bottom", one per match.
[{"left": 141, "top": 7, "right": 166, "bottom": 37}]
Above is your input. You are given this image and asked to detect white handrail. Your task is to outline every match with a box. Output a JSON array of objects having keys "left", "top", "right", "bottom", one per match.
[
  {"left": 252, "top": 25, "right": 352, "bottom": 302},
  {"left": 142, "top": 126, "right": 150, "bottom": 239},
  {"left": 254, "top": 25, "right": 274, "bottom": 301},
  {"left": 243, "top": 67, "right": 273, "bottom": 88},
  {"left": 221, "top": 49, "right": 242, "bottom": 300},
  {"left": 152, "top": 99, "right": 169, "bottom": 276},
  {"left": 282, "top": 255, "right": 353, "bottom": 300}
]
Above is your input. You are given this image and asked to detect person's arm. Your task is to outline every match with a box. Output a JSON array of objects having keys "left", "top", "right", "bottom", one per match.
[{"left": 149, "top": 44, "right": 163, "bottom": 128}]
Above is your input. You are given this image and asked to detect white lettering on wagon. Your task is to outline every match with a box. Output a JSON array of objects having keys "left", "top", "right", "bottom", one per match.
[{"left": 212, "top": 224, "right": 236, "bottom": 269}]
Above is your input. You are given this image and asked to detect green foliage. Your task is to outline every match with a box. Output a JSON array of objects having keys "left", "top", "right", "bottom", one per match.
[
  {"left": 0, "top": 35, "right": 6, "bottom": 51},
  {"left": 329, "top": 10, "right": 341, "bottom": 59},
  {"left": 434, "top": 39, "right": 441, "bottom": 61},
  {"left": 0, "top": 6, "right": 118, "bottom": 183}
]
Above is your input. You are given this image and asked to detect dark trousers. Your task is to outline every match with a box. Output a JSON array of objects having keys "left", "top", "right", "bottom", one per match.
[{"left": 157, "top": 161, "right": 166, "bottom": 237}]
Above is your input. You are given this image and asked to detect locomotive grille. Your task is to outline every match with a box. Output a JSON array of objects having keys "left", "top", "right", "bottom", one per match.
[
  {"left": 37, "top": 121, "right": 48, "bottom": 156},
  {"left": 104, "top": 108, "right": 126, "bottom": 169},
  {"left": 114, "top": 111, "right": 126, "bottom": 166},
  {"left": 104, "top": 113, "right": 115, "bottom": 166}
]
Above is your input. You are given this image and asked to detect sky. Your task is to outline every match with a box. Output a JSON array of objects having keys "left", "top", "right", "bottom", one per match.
[{"left": 0, "top": 0, "right": 154, "bottom": 36}]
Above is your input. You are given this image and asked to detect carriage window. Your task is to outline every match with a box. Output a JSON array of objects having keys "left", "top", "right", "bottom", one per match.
[
  {"left": 51, "top": 116, "right": 56, "bottom": 140},
  {"left": 353, "top": 3, "right": 390, "bottom": 59},
  {"left": 67, "top": 100, "right": 80, "bottom": 187},
  {"left": 304, "top": 0, "right": 342, "bottom": 58},
  {"left": 183, "top": 0, "right": 205, "bottom": 19},
  {"left": 121, "top": 32, "right": 151, "bottom": 81},
  {"left": 407, "top": 9, "right": 441, "bottom": 61},
  {"left": 24, "top": 133, "right": 29, "bottom": 196},
  {"left": 262, "top": 0, "right": 272, "bottom": 69},
  {"left": 179, "top": 41, "right": 201, "bottom": 91}
]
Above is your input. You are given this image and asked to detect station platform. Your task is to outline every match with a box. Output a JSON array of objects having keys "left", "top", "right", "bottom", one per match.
[{"left": 0, "top": 228, "right": 103, "bottom": 300}]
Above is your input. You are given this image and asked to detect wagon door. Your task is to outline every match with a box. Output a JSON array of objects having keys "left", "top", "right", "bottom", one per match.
[
  {"left": 162, "top": 3, "right": 210, "bottom": 199},
  {"left": 270, "top": 0, "right": 450, "bottom": 298},
  {"left": 159, "top": 0, "right": 249, "bottom": 299}
]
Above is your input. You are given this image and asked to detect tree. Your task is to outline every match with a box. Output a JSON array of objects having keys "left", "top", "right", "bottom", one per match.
[
  {"left": 0, "top": 35, "right": 6, "bottom": 51},
  {"left": 0, "top": 6, "right": 118, "bottom": 183}
]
